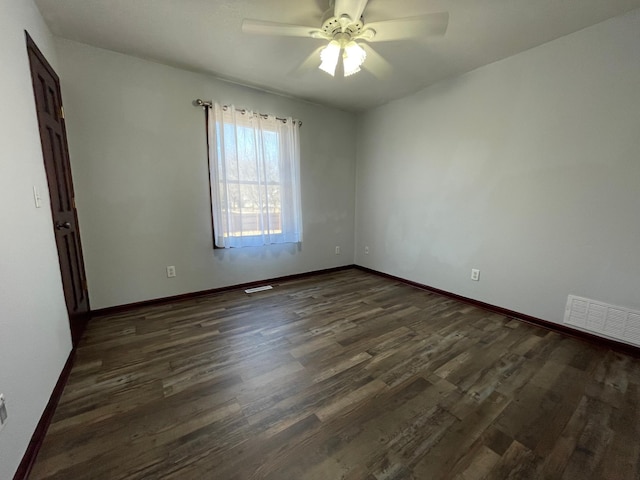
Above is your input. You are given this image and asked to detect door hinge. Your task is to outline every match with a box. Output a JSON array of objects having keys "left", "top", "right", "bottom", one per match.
[
  {"left": 60, "top": 106, "right": 65, "bottom": 119},
  {"left": 72, "top": 197, "right": 76, "bottom": 209},
  {"left": 82, "top": 278, "right": 88, "bottom": 291}
]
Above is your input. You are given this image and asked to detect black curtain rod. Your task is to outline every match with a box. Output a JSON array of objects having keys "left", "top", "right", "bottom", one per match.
[{"left": 194, "top": 99, "right": 302, "bottom": 127}]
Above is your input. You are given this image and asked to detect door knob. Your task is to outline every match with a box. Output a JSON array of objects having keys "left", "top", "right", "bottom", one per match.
[{"left": 55, "top": 221, "right": 71, "bottom": 230}]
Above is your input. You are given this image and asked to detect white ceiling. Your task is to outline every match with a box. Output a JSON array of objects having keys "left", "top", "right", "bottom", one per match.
[{"left": 35, "top": 0, "right": 640, "bottom": 112}]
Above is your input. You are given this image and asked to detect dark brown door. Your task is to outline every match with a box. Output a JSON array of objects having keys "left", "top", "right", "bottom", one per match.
[{"left": 26, "top": 32, "right": 89, "bottom": 346}]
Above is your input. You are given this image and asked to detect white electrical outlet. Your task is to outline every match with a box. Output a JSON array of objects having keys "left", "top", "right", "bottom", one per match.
[
  {"left": 471, "top": 269, "right": 480, "bottom": 281},
  {"left": 335, "top": 246, "right": 341, "bottom": 255},
  {"left": 364, "top": 246, "right": 370, "bottom": 255},
  {"left": 167, "top": 266, "right": 176, "bottom": 278}
]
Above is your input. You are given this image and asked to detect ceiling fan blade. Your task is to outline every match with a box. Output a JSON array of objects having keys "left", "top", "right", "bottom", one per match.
[
  {"left": 290, "top": 46, "right": 325, "bottom": 77},
  {"left": 334, "top": 0, "right": 369, "bottom": 21},
  {"left": 361, "top": 44, "right": 393, "bottom": 79},
  {"left": 365, "top": 12, "right": 449, "bottom": 42},
  {"left": 242, "top": 19, "right": 320, "bottom": 38}
]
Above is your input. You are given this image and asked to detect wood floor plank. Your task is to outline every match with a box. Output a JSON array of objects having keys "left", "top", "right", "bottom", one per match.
[{"left": 28, "top": 269, "right": 640, "bottom": 479}]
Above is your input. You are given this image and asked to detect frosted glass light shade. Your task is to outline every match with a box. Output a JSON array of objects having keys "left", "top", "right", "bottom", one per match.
[
  {"left": 343, "top": 41, "right": 366, "bottom": 77},
  {"left": 319, "top": 40, "right": 341, "bottom": 76}
]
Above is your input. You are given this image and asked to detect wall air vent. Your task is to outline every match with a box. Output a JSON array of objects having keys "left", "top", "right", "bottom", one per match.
[{"left": 564, "top": 295, "right": 640, "bottom": 346}]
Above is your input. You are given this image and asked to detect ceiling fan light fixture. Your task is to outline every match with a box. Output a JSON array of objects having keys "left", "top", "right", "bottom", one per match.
[
  {"left": 319, "top": 40, "right": 341, "bottom": 76},
  {"left": 343, "top": 41, "right": 366, "bottom": 77},
  {"left": 242, "top": 1, "right": 451, "bottom": 82}
]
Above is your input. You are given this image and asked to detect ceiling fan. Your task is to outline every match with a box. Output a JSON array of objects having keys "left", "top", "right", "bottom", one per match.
[{"left": 241, "top": 0, "right": 449, "bottom": 78}]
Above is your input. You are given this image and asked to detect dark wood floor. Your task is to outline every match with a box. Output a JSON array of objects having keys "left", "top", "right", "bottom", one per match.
[{"left": 29, "top": 269, "right": 640, "bottom": 479}]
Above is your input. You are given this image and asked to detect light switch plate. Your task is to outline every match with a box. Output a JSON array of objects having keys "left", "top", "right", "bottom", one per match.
[
  {"left": 33, "top": 186, "right": 42, "bottom": 208},
  {"left": 0, "top": 394, "right": 7, "bottom": 432}
]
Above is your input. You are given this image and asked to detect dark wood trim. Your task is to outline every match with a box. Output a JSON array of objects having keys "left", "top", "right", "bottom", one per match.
[
  {"left": 13, "top": 350, "right": 76, "bottom": 480},
  {"left": 355, "top": 265, "right": 640, "bottom": 358},
  {"left": 92, "top": 265, "right": 356, "bottom": 317}
]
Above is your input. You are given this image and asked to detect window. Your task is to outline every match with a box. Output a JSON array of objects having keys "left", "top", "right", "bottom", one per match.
[{"left": 208, "top": 103, "right": 302, "bottom": 248}]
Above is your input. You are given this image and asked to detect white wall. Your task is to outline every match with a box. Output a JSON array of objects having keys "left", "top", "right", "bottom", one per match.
[
  {"left": 0, "top": 1, "right": 73, "bottom": 478},
  {"left": 355, "top": 9, "right": 640, "bottom": 327},
  {"left": 54, "top": 39, "right": 357, "bottom": 309}
]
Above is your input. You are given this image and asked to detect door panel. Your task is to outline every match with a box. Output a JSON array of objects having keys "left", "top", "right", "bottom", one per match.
[{"left": 26, "top": 32, "right": 89, "bottom": 346}]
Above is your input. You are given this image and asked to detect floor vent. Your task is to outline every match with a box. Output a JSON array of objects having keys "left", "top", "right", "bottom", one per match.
[
  {"left": 244, "top": 285, "right": 273, "bottom": 294},
  {"left": 564, "top": 295, "right": 640, "bottom": 346}
]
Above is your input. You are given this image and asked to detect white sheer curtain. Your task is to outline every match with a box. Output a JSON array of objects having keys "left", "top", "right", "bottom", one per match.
[{"left": 208, "top": 103, "right": 302, "bottom": 248}]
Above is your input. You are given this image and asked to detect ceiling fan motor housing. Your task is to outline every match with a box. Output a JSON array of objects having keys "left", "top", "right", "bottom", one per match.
[{"left": 322, "top": 16, "right": 364, "bottom": 37}]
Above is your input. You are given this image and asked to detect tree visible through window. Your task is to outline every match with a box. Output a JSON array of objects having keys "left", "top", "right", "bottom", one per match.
[{"left": 208, "top": 103, "right": 302, "bottom": 248}]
